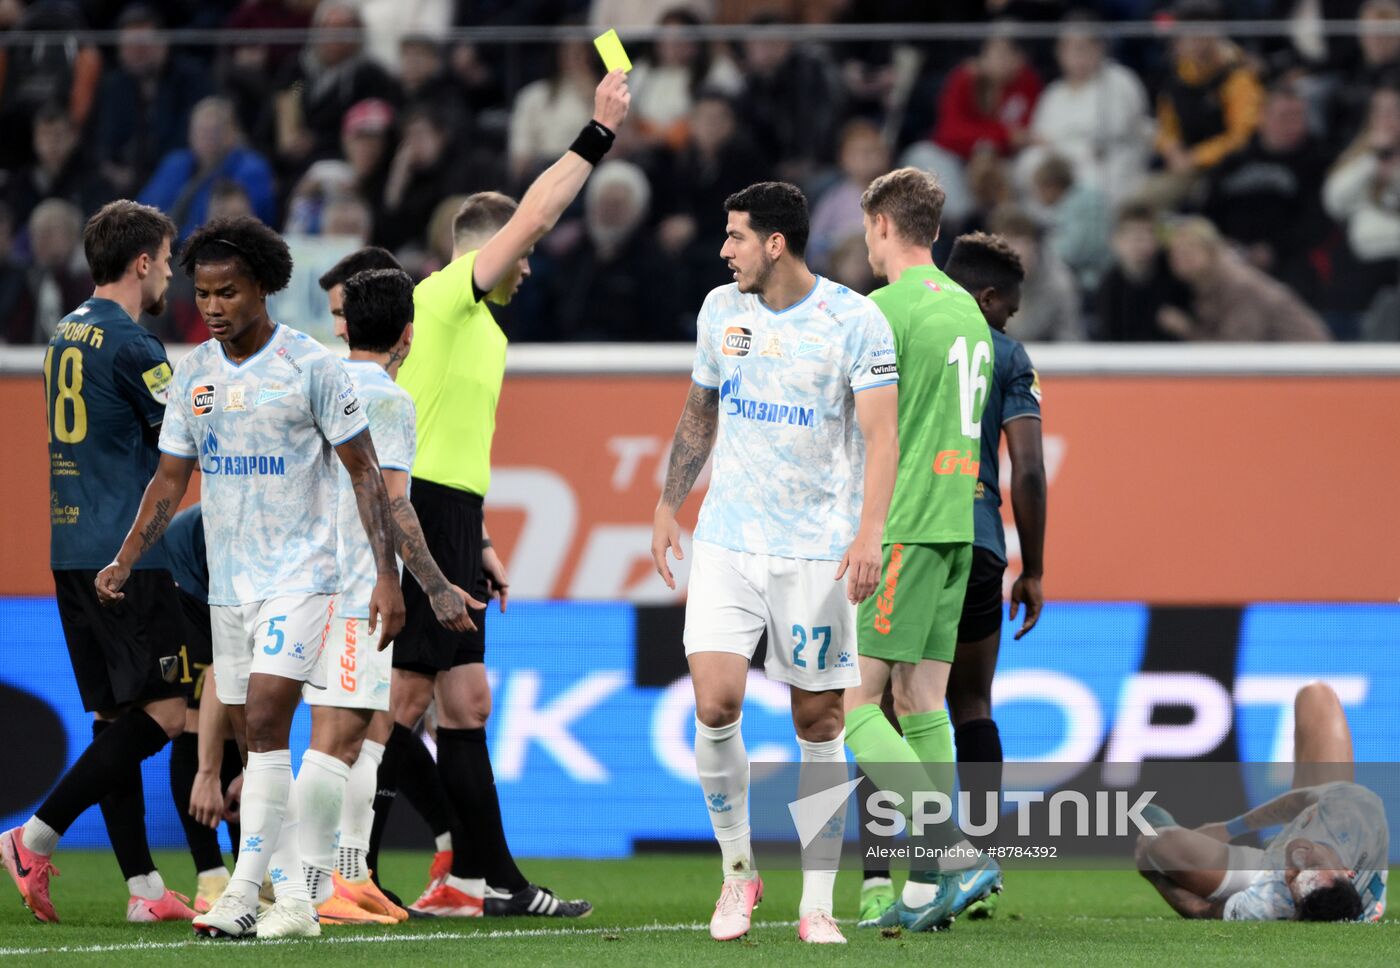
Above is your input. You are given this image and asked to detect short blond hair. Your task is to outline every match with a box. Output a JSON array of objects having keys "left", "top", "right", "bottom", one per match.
[{"left": 860, "top": 167, "right": 946, "bottom": 248}]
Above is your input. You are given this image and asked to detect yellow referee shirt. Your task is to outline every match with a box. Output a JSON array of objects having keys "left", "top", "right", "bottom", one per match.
[{"left": 398, "top": 250, "right": 507, "bottom": 496}]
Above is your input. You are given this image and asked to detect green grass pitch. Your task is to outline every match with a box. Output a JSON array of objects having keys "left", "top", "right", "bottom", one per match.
[{"left": 0, "top": 852, "right": 1393, "bottom": 966}]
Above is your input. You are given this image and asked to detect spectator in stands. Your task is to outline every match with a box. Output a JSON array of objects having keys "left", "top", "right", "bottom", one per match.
[
  {"left": 932, "top": 27, "right": 1042, "bottom": 161},
  {"left": 6, "top": 199, "right": 90, "bottom": 344},
  {"left": 829, "top": 232, "right": 878, "bottom": 294},
  {"left": 138, "top": 97, "right": 276, "bottom": 240},
  {"left": 736, "top": 12, "right": 844, "bottom": 183},
  {"left": 4, "top": 103, "right": 113, "bottom": 227},
  {"left": 221, "top": 0, "right": 315, "bottom": 152},
  {"left": 628, "top": 8, "right": 743, "bottom": 153},
  {"left": 542, "top": 160, "right": 683, "bottom": 341},
  {"left": 1323, "top": 85, "right": 1400, "bottom": 326},
  {"left": 1015, "top": 12, "right": 1152, "bottom": 204},
  {"left": 654, "top": 90, "right": 768, "bottom": 313},
  {"left": 1159, "top": 216, "right": 1331, "bottom": 341},
  {"left": 1030, "top": 153, "right": 1113, "bottom": 292},
  {"left": 285, "top": 99, "right": 394, "bottom": 235},
  {"left": 1150, "top": 0, "right": 1264, "bottom": 207},
  {"left": 0, "top": 203, "right": 27, "bottom": 339},
  {"left": 0, "top": 1, "right": 101, "bottom": 170},
  {"left": 1204, "top": 84, "right": 1333, "bottom": 304},
  {"left": 208, "top": 180, "right": 255, "bottom": 220},
  {"left": 808, "top": 119, "right": 891, "bottom": 274},
  {"left": 321, "top": 194, "right": 373, "bottom": 243},
  {"left": 508, "top": 38, "right": 599, "bottom": 183},
  {"left": 95, "top": 5, "right": 212, "bottom": 193},
  {"left": 400, "top": 35, "right": 467, "bottom": 120},
  {"left": 1094, "top": 201, "right": 1191, "bottom": 341},
  {"left": 274, "top": 0, "right": 401, "bottom": 167},
  {"left": 378, "top": 105, "right": 482, "bottom": 251},
  {"left": 990, "top": 205, "right": 1084, "bottom": 341},
  {"left": 342, "top": 0, "right": 451, "bottom": 73},
  {"left": 1327, "top": 0, "right": 1400, "bottom": 145}
]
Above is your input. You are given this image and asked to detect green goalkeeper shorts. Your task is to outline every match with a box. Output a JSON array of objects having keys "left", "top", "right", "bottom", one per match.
[{"left": 856, "top": 542, "right": 973, "bottom": 664}]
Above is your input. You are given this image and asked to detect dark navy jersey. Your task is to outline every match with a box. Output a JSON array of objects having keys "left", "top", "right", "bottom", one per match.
[
  {"left": 973, "top": 327, "right": 1041, "bottom": 563},
  {"left": 46, "top": 297, "right": 172, "bottom": 570},
  {"left": 163, "top": 503, "right": 208, "bottom": 605}
]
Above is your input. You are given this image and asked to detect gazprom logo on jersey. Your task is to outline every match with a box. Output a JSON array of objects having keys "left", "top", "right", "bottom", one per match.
[
  {"left": 199, "top": 427, "right": 286, "bottom": 477},
  {"left": 719, "top": 367, "right": 815, "bottom": 428}
]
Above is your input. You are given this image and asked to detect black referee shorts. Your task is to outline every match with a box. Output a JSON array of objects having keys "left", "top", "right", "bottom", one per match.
[
  {"left": 53, "top": 568, "right": 186, "bottom": 712},
  {"left": 956, "top": 547, "right": 1007, "bottom": 643},
  {"left": 395, "top": 478, "right": 488, "bottom": 675},
  {"left": 176, "top": 588, "right": 213, "bottom": 709}
]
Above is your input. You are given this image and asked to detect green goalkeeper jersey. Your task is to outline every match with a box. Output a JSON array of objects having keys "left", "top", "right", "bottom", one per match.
[{"left": 871, "top": 265, "right": 995, "bottom": 545}]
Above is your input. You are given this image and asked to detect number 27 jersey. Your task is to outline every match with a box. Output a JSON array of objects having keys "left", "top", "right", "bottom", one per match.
[
  {"left": 690, "top": 277, "right": 898, "bottom": 561},
  {"left": 158, "top": 325, "right": 368, "bottom": 606}
]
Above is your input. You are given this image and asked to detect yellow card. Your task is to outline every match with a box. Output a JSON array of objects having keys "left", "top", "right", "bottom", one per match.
[{"left": 593, "top": 29, "right": 632, "bottom": 73}]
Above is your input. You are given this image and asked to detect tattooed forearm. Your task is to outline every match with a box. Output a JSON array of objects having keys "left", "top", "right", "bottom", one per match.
[
  {"left": 389, "top": 495, "right": 451, "bottom": 595},
  {"left": 138, "top": 497, "right": 173, "bottom": 555},
  {"left": 351, "top": 468, "right": 397, "bottom": 578},
  {"left": 660, "top": 384, "right": 719, "bottom": 512}
]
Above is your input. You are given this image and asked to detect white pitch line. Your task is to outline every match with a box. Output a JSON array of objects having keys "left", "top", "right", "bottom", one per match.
[{"left": 0, "top": 919, "right": 801, "bottom": 958}]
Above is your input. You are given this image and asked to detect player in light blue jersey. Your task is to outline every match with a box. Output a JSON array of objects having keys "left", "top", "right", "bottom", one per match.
[
  {"left": 297, "top": 265, "right": 480, "bottom": 927},
  {"left": 651, "top": 182, "right": 900, "bottom": 945},
  {"left": 1137, "top": 683, "right": 1388, "bottom": 923},
  {"left": 97, "top": 216, "right": 405, "bottom": 941}
]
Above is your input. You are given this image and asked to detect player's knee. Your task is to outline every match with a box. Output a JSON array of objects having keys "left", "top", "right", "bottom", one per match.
[
  {"left": 795, "top": 708, "right": 844, "bottom": 743},
  {"left": 695, "top": 698, "right": 743, "bottom": 729},
  {"left": 947, "top": 693, "right": 991, "bottom": 726},
  {"left": 243, "top": 706, "right": 289, "bottom": 751},
  {"left": 144, "top": 699, "right": 187, "bottom": 739}
]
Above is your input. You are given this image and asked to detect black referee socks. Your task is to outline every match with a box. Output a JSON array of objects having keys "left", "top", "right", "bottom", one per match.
[{"left": 436, "top": 726, "right": 528, "bottom": 892}]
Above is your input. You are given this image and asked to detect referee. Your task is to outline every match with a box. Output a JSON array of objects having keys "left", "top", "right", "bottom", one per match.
[{"left": 375, "top": 69, "right": 631, "bottom": 918}]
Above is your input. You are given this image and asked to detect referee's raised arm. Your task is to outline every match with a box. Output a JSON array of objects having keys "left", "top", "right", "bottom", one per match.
[{"left": 470, "top": 69, "right": 631, "bottom": 297}]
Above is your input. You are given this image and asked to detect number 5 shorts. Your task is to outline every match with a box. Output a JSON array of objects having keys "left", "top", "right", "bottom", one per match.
[
  {"left": 683, "top": 540, "right": 860, "bottom": 691},
  {"left": 210, "top": 593, "right": 336, "bottom": 704},
  {"left": 303, "top": 615, "right": 392, "bottom": 711}
]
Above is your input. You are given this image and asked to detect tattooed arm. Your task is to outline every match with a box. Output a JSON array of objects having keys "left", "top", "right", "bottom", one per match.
[
  {"left": 383, "top": 469, "right": 484, "bottom": 637},
  {"left": 651, "top": 382, "right": 719, "bottom": 590},
  {"left": 335, "top": 431, "right": 406, "bottom": 641},
  {"left": 96, "top": 453, "right": 195, "bottom": 605}
]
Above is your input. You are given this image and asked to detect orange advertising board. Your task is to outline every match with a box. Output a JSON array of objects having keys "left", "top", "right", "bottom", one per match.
[{"left": 5, "top": 373, "right": 1398, "bottom": 603}]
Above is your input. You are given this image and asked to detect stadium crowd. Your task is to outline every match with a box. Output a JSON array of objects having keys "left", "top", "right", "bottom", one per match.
[{"left": 1, "top": 0, "right": 1398, "bottom": 343}]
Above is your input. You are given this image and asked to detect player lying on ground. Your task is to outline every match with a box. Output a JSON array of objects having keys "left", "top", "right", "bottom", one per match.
[
  {"left": 652, "top": 180, "right": 900, "bottom": 944},
  {"left": 1136, "top": 681, "right": 1388, "bottom": 922},
  {"left": 96, "top": 215, "right": 406, "bottom": 940}
]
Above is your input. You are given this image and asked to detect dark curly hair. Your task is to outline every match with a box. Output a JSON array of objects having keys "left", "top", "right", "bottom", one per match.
[
  {"left": 1295, "top": 878, "right": 1363, "bottom": 922},
  {"left": 179, "top": 215, "right": 293, "bottom": 294},
  {"left": 724, "top": 181, "right": 809, "bottom": 258},
  {"left": 343, "top": 269, "right": 414, "bottom": 352},
  {"left": 945, "top": 231, "right": 1026, "bottom": 295}
]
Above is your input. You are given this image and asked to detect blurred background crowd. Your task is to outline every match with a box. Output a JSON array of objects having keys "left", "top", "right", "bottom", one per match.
[{"left": 1, "top": 0, "right": 1398, "bottom": 344}]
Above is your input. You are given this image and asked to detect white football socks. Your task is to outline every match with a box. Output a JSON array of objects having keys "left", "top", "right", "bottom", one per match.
[
  {"left": 796, "top": 732, "right": 846, "bottom": 917},
  {"left": 21, "top": 817, "right": 59, "bottom": 856},
  {"left": 127, "top": 870, "right": 166, "bottom": 901},
  {"left": 336, "top": 739, "right": 382, "bottom": 882},
  {"left": 228, "top": 749, "right": 292, "bottom": 903},
  {"left": 694, "top": 716, "right": 753, "bottom": 879},
  {"left": 297, "top": 748, "right": 350, "bottom": 905}
]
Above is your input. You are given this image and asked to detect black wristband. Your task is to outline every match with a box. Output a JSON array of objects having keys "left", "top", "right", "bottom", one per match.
[
  {"left": 481, "top": 537, "right": 493, "bottom": 550},
  {"left": 569, "top": 120, "right": 616, "bottom": 165}
]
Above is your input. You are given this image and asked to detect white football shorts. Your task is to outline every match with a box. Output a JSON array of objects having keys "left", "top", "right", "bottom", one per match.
[
  {"left": 304, "top": 615, "right": 392, "bottom": 711},
  {"left": 210, "top": 593, "right": 335, "bottom": 704},
  {"left": 684, "top": 540, "right": 860, "bottom": 691}
]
